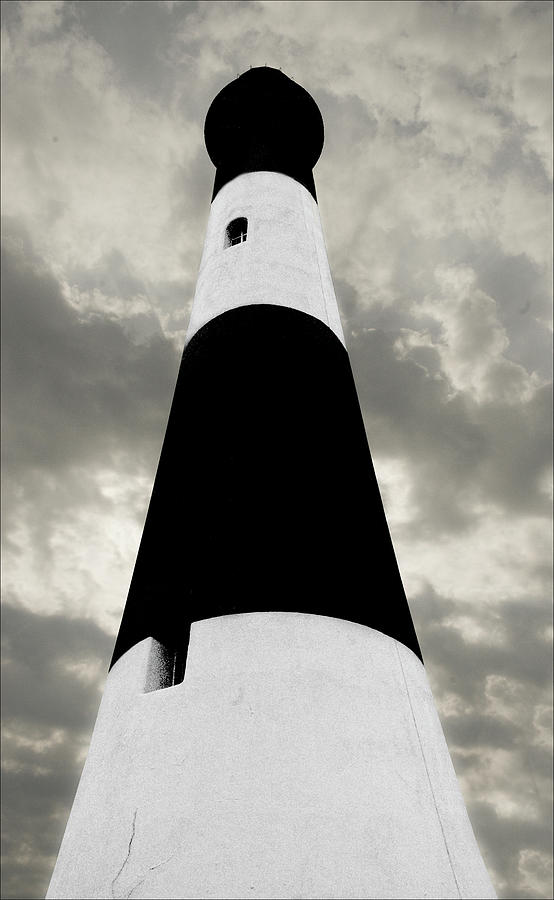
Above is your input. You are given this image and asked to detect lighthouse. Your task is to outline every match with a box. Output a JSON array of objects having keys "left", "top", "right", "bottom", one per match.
[{"left": 46, "top": 68, "right": 496, "bottom": 900}]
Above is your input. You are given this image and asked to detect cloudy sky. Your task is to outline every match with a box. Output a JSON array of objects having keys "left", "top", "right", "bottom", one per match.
[{"left": 1, "top": 1, "right": 552, "bottom": 898}]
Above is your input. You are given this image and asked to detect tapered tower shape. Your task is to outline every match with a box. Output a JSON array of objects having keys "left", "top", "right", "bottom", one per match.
[{"left": 47, "top": 68, "right": 496, "bottom": 900}]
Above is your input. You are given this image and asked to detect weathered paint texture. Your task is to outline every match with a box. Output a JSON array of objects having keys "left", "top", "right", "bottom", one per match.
[
  {"left": 46, "top": 613, "right": 496, "bottom": 900},
  {"left": 186, "top": 171, "right": 344, "bottom": 345}
]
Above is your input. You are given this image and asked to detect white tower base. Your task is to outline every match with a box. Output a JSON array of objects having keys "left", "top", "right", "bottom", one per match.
[{"left": 47, "top": 613, "right": 496, "bottom": 899}]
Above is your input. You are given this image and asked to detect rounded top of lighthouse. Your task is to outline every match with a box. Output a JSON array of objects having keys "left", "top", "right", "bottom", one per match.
[{"left": 204, "top": 67, "right": 324, "bottom": 201}]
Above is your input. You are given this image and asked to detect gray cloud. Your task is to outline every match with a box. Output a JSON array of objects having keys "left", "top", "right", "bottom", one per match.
[
  {"left": 412, "top": 582, "right": 553, "bottom": 896},
  {"left": 466, "top": 800, "right": 553, "bottom": 900},
  {"left": 347, "top": 326, "right": 552, "bottom": 532},
  {"left": 1, "top": 602, "right": 113, "bottom": 900},
  {"left": 1, "top": 600, "right": 112, "bottom": 729},
  {"left": 75, "top": 0, "right": 200, "bottom": 104},
  {"left": 415, "top": 585, "right": 552, "bottom": 703},
  {"left": 1, "top": 221, "right": 182, "bottom": 614},
  {"left": 1, "top": 2, "right": 551, "bottom": 898},
  {"left": 1, "top": 219, "right": 179, "bottom": 480},
  {"left": 165, "top": 143, "right": 214, "bottom": 261}
]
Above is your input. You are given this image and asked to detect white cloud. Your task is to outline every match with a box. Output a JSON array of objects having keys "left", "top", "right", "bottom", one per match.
[
  {"left": 416, "top": 263, "right": 542, "bottom": 403},
  {"left": 2, "top": 461, "right": 148, "bottom": 632},
  {"left": 1, "top": 7, "right": 204, "bottom": 307},
  {"left": 16, "top": 0, "right": 67, "bottom": 38},
  {"left": 398, "top": 508, "right": 551, "bottom": 607},
  {"left": 517, "top": 849, "right": 554, "bottom": 900}
]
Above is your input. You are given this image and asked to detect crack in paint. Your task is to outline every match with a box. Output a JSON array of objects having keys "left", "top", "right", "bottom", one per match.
[
  {"left": 111, "top": 809, "right": 138, "bottom": 899},
  {"left": 125, "top": 877, "right": 145, "bottom": 900},
  {"left": 118, "top": 840, "right": 183, "bottom": 898},
  {"left": 148, "top": 851, "right": 179, "bottom": 873}
]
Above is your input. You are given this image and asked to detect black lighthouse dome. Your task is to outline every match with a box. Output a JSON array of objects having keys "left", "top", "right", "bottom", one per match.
[{"left": 204, "top": 66, "right": 324, "bottom": 202}]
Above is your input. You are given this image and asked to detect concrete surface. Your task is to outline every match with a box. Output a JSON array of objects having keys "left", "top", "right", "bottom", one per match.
[
  {"left": 46, "top": 613, "right": 496, "bottom": 899},
  {"left": 185, "top": 172, "right": 346, "bottom": 346}
]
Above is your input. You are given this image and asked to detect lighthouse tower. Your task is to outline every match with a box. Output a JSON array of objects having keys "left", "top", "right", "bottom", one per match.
[{"left": 46, "top": 68, "right": 496, "bottom": 900}]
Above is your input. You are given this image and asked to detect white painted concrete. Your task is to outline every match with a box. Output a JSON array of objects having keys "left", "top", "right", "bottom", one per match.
[
  {"left": 185, "top": 172, "right": 346, "bottom": 346},
  {"left": 46, "top": 613, "right": 496, "bottom": 899}
]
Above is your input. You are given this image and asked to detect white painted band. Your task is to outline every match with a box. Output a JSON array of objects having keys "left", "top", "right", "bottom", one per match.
[
  {"left": 47, "top": 613, "right": 496, "bottom": 899},
  {"left": 185, "top": 172, "right": 346, "bottom": 347}
]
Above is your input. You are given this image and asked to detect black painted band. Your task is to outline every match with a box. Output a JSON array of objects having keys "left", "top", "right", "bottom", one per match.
[
  {"left": 110, "top": 305, "right": 422, "bottom": 671},
  {"left": 205, "top": 67, "right": 324, "bottom": 202}
]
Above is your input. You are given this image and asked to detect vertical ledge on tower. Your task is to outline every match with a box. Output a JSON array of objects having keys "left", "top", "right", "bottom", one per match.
[{"left": 204, "top": 67, "right": 324, "bottom": 202}]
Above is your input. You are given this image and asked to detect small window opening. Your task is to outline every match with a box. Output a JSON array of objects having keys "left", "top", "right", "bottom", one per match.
[
  {"left": 225, "top": 217, "right": 248, "bottom": 248},
  {"left": 144, "top": 638, "right": 186, "bottom": 693}
]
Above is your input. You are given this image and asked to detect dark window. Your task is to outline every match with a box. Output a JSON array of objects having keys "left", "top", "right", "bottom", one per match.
[
  {"left": 144, "top": 639, "right": 186, "bottom": 693},
  {"left": 225, "top": 217, "right": 248, "bottom": 247}
]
